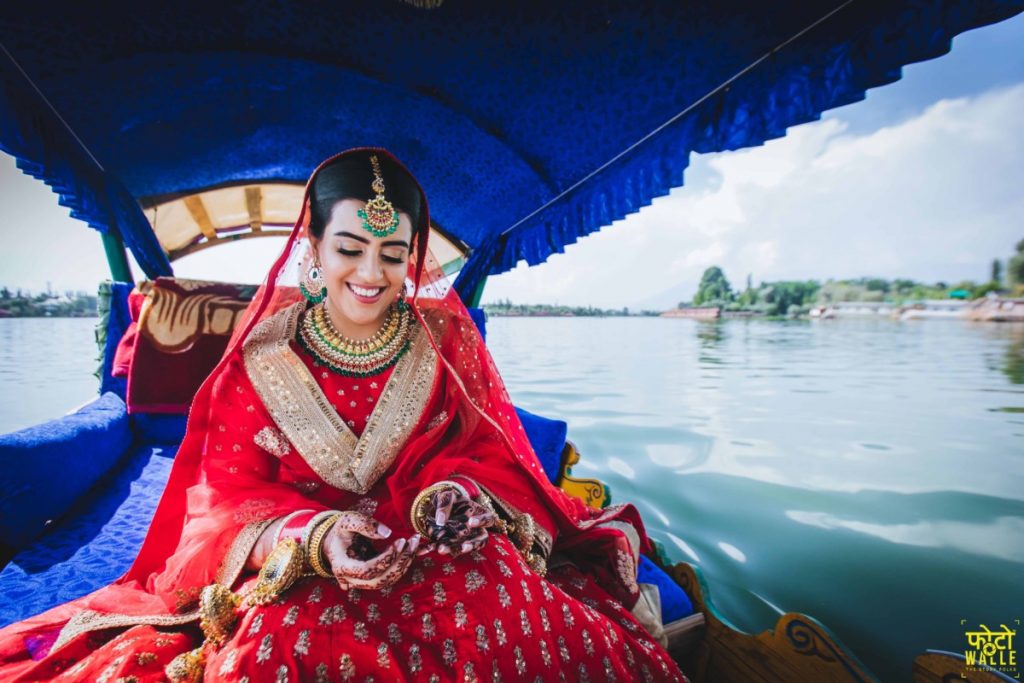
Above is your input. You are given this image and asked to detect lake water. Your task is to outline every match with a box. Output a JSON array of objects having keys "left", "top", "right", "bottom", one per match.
[
  {"left": 0, "top": 318, "right": 105, "bottom": 432},
  {"left": 1, "top": 315, "right": 1022, "bottom": 681}
]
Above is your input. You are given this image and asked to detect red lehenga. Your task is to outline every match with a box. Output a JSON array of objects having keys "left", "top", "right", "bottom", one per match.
[{"left": 0, "top": 148, "right": 688, "bottom": 682}]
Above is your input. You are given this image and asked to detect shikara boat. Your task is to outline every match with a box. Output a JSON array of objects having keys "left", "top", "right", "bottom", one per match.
[{"left": 1, "top": 2, "right": 1021, "bottom": 681}]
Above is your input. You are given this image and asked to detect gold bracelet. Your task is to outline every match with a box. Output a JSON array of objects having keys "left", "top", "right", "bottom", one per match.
[
  {"left": 244, "top": 538, "right": 307, "bottom": 607},
  {"left": 305, "top": 513, "right": 341, "bottom": 578},
  {"left": 409, "top": 481, "right": 469, "bottom": 536},
  {"left": 301, "top": 510, "right": 340, "bottom": 549}
]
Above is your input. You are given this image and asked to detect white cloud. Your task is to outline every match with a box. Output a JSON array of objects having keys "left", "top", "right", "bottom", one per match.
[{"left": 485, "top": 82, "right": 1024, "bottom": 309}]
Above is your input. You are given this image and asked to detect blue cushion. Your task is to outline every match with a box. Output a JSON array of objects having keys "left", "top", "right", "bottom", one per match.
[
  {"left": 0, "top": 443, "right": 176, "bottom": 627},
  {"left": 638, "top": 554, "right": 694, "bottom": 622},
  {"left": 0, "top": 393, "right": 133, "bottom": 550},
  {"left": 514, "top": 407, "right": 567, "bottom": 484},
  {"left": 131, "top": 413, "right": 188, "bottom": 445}
]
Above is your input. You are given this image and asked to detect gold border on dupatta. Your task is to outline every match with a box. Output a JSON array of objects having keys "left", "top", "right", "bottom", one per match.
[{"left": 242, "top": 302, "right": 438, "bottom": 494}]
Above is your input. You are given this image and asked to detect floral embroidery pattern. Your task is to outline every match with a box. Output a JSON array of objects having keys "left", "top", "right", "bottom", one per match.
[
  {"left": 421, "top": 613, "right": 436, "bottom": 639},
  {"left": 339, "top": 653, "right": 355, "bottom": 681},
  {"left": 254, "top": 426, "right": 292, "bottom": 458},
  {"left": 255, "top": 634, "right": 273, "bottom": 664},
  {"left": 465, "top": 570, "right": 485, "bottom": 592},
  {"left": 454, "top": 602, "right": 468, "bottom": 628},
  {"left": 294, "top": 630, "right": 310, "bottom": 657},
  {"left": 232, "top": 498, "right": 276, "bottom": 524},
  {"left": 218, "top": 649, "right": 238, "bottom": 675},
  {"left": 247, "top": 613, "right": 264, "bottom": 637},
  {"left": 443, "top": 639, "right": 457, "bottom": 667},
  {"left": 475, "top": 624, "right": 490, "bottom": 652}
]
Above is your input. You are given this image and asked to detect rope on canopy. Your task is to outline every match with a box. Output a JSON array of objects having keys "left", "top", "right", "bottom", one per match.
[
  {"left": 494, "top": 0, "right": 857, "bottom": 242},
  {"left": 0, "top": 41, "right": 172, "bottom": 280},
  {"left": 453, "top": 0, "right": 858, "bottom": 303}
]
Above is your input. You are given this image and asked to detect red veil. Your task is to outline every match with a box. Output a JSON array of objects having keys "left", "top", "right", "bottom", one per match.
[{"left": 0, "top": 148, "right": 655, "bottom": 675}]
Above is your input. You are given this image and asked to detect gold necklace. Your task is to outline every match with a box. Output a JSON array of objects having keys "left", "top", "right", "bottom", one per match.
[{"left": 298, "top": 301, "right": 412, "bottom": 378}]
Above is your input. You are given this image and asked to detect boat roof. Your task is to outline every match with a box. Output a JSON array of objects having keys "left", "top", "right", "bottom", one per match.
[{"left": 1, "top": 1, "right": 1021, "bottom": 295}]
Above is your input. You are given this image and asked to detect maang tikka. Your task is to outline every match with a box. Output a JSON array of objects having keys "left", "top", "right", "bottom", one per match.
[{"left": 357, "top": 155, "right": 401, "bottom": 237}]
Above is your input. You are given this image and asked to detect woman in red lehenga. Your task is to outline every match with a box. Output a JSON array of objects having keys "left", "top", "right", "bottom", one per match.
[{"left": 0, "top": 148, "right": 689, "bottom": 682}]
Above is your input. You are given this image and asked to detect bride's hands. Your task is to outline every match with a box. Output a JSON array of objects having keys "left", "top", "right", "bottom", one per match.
[
  {"left": 321, "top": 512, "right": 422, "bottom": 590},
  {"left": 422, "top": 488, "right": 497, "bottom": 557}
]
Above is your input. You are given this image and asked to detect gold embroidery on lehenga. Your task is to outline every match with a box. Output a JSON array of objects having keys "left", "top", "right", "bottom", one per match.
[
  {"left": 255, "top": 634, "right": 274, "bottom": 663},
  {"left": 539, "top": 638, "right": 553, "bottom": 666},
  {"left": 443, "top": 638, "right": 457, "bottom": 667},
  {"left": 338, "top": 653, "right": 356, "bottom": 680},
  {"left": 294, "top": 629, "right": 311, "bottom": 657},
  {"left": 253, "top": 426, "right": 291, "bottom": 458},
  {"left": 475, "top": 624, "right": 490, "bottom": 652},
  {"left": 243, "top": 302, "right": 438, "bottom": 494}
]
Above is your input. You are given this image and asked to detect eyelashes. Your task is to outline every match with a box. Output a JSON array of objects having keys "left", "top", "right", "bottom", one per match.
[{"left": 337, "top": 248, "right": 405, "bottom": 265}]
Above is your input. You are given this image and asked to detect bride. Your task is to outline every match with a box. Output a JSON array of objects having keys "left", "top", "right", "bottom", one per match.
[{"left": 0, "top": 148, "right": 688, "bottom": 682}]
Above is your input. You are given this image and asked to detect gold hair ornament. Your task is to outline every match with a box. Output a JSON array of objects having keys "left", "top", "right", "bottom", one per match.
[{"left": 357, "top": 155, "right": 401, "bottom": 237}]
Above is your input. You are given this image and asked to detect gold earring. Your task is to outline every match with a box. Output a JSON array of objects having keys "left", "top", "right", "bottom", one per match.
[{"left": 301, "top": 260, "right": 327, "bottom": 304}]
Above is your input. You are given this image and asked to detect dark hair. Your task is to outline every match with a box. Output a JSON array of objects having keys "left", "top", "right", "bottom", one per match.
[{"left": 308, "top": 151, "right": 423, "bottom": 240}]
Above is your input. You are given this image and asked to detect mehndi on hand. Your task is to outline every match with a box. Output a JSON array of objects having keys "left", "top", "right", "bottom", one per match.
[{"left": 420, "top": 486, "right": 497, "bottom": 557}]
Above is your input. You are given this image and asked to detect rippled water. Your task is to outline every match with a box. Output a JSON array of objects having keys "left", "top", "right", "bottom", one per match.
[
  {"left": 1, "top": 316, "right": 1022, "bottom": 681},
  {"left": 487, "top": 316, "right": 1024, "bottom": 683},
  {"left": 0, "top": 318, "right": 102, "bottom": 433}
]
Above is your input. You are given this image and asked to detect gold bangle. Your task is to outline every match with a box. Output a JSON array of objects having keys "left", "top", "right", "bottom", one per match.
[
  {"left": 305, "top": 513, "right": 341, "bottom": 578},
  {"left": 244, "top": 538, "right": 306, "bottom": 607},
  {"left": 409, "top": 481, "right": 469, "bottom": 536},
  {"left": 301, "top": 510, "right": 340, "bottom": 549}
]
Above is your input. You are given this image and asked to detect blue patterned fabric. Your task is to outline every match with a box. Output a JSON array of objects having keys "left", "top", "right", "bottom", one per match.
[
  {"left": 0, "top": 2, "right": 1018, "bottom": 288},
  {"left": 0, "top": 393, "right": 132, "bottom": 550},
  {"left": 515, "top": 407, "right": 568, "bottom": 485},
  {"left": 638, "top": 555, "right": 694, "bottom": 622},
  {"left": 0, "top": 444, "right": 175, "bottom": 628}
]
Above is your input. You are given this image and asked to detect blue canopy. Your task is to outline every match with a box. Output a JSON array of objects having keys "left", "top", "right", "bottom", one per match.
[{"left": 1, "top": 1, "right": 1021, "bottom": 296}]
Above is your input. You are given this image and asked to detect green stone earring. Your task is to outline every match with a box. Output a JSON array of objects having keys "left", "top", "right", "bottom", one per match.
[{"left": 300, "top": 261, "right": 327, "bottom": 304}]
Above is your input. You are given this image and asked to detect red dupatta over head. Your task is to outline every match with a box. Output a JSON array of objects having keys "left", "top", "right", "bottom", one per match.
[{"left": 0, "top": 148, "right": 654, "bottom": 672}]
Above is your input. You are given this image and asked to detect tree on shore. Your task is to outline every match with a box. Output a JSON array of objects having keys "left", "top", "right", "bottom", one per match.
[
  {"left": 1008, "top": 239, "right": 1024, "bottom": 288},
  {"left": 692, "top": 266, "right": 733, "bottom": 306},
  {"left": 991, "top": 259, "right": 1003, "bottom": 285}
]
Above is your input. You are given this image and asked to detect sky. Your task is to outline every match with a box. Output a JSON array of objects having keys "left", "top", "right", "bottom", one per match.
[{"left": 0, "top": 13, "right": 1022, "bottom": 308}]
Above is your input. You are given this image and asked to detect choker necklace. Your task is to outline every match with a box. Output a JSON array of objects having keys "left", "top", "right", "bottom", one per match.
[{"left": 298, "top": 301, "right": 413, "bottom": 378}]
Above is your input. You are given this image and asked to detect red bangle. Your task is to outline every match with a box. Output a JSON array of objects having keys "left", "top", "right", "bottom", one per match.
[
  {"left": 274, "top": 510, "right": 318, "bottom": 545},
  {"left": 449, "top": 476, "right": 480, "bottom": 498}
]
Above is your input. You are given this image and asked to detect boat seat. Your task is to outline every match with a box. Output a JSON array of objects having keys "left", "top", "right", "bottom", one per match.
[{"left": 0, "top": 441, "right": 176, "bottom": 628}]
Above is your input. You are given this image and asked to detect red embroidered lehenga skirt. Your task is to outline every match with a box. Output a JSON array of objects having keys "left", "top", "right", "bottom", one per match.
[{"left": 24, "top": 533, "right": 686, "bottom": 682}]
